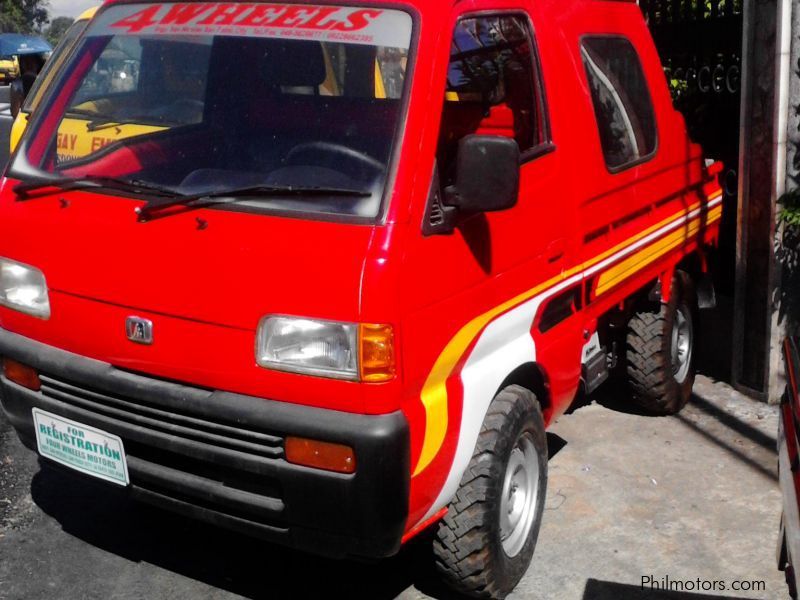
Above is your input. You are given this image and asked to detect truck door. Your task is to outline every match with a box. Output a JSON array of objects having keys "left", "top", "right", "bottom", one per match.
[
  {"left": 431, "top": 8, "right": 571, "bottom": 275},
  {"left": 402, "top": 7, "right": 581, "bottom": 487},
  {"left": 402, "top": 4, "right": 581, "bottom": 530}
]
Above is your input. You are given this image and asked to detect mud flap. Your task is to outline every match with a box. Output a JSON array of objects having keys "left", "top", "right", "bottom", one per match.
[{"left": 695, "top": 274, "right": 717, "bottom": 310}]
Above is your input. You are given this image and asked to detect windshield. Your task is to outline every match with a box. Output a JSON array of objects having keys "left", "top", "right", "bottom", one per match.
[{"left": 12, "top": 3, "right": 414, "bottom": 220}]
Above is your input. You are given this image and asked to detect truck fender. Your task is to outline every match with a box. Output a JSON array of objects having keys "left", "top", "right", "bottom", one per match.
[
  {"left": 415, "top": 298, "right": 549, "bottom": 525},
  {"left": 647, "top": 268, "right": 716, "bottom": 309}
]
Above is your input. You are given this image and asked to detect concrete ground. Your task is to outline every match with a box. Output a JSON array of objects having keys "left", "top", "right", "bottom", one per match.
[{"left": 0, "top": 375, "right": 786, "bottom": 600}]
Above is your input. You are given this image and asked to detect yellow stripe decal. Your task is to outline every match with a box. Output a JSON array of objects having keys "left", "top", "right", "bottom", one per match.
[
  {"left": 581, "top": 190, "right": 722, "bottom": 275},
  {"left": 595, "top": 206, "right": 723, "bottom": 296},
  {"left": 412, "top": 193, "right": 723, "bottom": 476}
]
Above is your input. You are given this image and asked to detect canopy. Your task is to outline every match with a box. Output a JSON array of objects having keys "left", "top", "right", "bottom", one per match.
[{"left": 0, "top": 34, "right": 51, "bottom": 58}]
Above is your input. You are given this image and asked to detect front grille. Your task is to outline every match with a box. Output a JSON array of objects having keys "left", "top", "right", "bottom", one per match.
[
  {"left": 37, "top": 373, "right": 288, "bottom": 530},
  {"left": 39, "top": 375, "right": 285, "bottom": 460}
]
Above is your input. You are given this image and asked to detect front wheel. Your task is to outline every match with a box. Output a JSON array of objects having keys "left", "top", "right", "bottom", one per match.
[{"left": 433, "top": 385, "right": 547, "bottom": 599}]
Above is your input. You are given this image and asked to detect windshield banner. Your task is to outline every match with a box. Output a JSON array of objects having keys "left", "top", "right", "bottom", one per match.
[{"left": 89, "top": 3, "right": 412, "bottom": 48}]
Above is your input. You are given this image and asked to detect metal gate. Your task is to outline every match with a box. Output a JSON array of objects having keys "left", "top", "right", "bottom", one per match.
[
  {"left": 636, "top": 0, "right": 746, "bottom": 389},
  {"left": 641, "top": 0, "right": 742, "bottom": 163},
  {"left": 640, "top": 0, "right": 744, "bottom": 299}
]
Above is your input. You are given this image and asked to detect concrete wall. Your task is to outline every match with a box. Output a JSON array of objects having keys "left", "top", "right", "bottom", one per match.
[
  {"left": 731, "top": 0, "right": 800, "bottom": 402},
  {"left": 733, "top": 0, "right": 780, "bottom": 399},
  {"left": 771, "top": 0, "right": 800, "bottom": 399}
]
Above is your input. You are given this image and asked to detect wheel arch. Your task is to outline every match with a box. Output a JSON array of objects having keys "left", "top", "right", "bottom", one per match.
[
  {"left": 676, "top": 250, "right": 705, "bottom": 281},
  {"left": 495, "top": 362, "right": 552, "bottom": 421}
]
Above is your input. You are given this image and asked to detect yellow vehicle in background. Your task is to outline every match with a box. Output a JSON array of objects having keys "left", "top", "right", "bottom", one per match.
[
  {"left": 0, "top": 56, "right": 19, "bottom": 84},
  {"left": 10, "top": 7, "right": 98, "bottom": 152}
]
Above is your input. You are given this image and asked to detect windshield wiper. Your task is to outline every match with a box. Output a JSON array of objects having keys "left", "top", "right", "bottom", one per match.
[
  {"left": 136, "top": 184, "right": 372, "bottom": 222},
  {"left": 86, "top": 116, "right": 165, "bottom": 132},
  {"left": 14, "top": 178, "right": 371, "bottom": 219},
  {"left": 66, "top": 108, "right": 103, "bottom": 119},
  {"left": 14, "top": 176, "right": 180, "bottom": 200},
  {"left": 65, "top": 109, "right": 165, "bottom": 133}
]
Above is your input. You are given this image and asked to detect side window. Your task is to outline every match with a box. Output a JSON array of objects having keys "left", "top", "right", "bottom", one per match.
[
  {"left": 437, "top": 13, "right": 549, "bottom": 179},
  {"left": 581, "top": 37, "right": 657, "bottom": 171}
]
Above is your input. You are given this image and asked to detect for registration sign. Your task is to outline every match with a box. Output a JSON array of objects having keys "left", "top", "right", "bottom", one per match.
[{"left": 32, "top": 408, "right": 130, "bottom": 486}]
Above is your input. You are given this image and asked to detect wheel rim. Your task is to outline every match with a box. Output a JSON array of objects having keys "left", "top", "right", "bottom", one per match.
[
  {"left": 499, "top": 432, "right": 540, "bottom": 558},
  {"left": 671, "top": 306, "right": 693, "bottom": 384}
]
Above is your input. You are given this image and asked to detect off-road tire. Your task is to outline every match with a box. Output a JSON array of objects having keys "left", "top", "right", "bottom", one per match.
[
  {"left": 433, "top": 385, "right": 547, "bottom": 599},
  {"left": 626, "top": 271, "right": 696, "bottom": 415}
]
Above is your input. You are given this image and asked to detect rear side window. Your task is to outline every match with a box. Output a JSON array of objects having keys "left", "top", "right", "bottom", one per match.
[{"left": 581, "top": 37, "right": 657, "bottom": 171}]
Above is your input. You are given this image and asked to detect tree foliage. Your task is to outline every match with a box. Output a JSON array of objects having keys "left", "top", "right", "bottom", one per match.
[
  {"left": 0, "top": 0, "right": 49, "bottom": 34},
  {"left": 44, "top": 16, "right": 72, "bottom": 46}
]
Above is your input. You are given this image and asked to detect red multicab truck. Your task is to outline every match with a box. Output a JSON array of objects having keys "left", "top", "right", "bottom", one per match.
[{"left": 0, "top": 0, "right": 723, "bottom": 597}]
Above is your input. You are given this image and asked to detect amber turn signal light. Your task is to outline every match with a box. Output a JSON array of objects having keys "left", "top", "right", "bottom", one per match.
[
  {"left": 285, "top": 436, "right": 356, "bottom": 474},
  {"left": 359, "top": 323, "right": 396, "bottom": 383},
  {"left": 3, "top": 358, "right": 41, "bottom": 391}
]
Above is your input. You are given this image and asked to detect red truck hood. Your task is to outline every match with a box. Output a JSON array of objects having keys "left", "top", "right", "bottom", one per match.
[{"left": 0, "top": 185, "right": 372, "bottom": 331}]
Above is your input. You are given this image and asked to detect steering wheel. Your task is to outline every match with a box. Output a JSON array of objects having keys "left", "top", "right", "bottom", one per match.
[{"left": 286, "top": 141, "right": 384, "bottom": 173}]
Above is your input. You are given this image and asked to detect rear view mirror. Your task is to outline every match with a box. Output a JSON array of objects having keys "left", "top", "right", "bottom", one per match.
[{"left": 444, "top": 135, "right": 520, "bottom": 214}]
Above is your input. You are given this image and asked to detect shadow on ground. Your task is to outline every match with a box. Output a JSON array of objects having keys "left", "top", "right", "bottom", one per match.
[
  {"left": 28, "top": 443, "right": 573, "bottom": 600},
  {"left": 30, "top": 461, "right": 430, "bottom": 600},
  {"left": 26, "top": 435, "right": 573, "bottom": 600},
  {"left": 694, "top": 296, "right": 734, "bottom": 383},
  {"left": 587, "top": 377, "right": 777, "bottom": 484},
  {"left": 582, "top": 579, "right": 761, "bottom": 600},
  {"left": 675, "top": 395, "right": 777, "bottom": 482}
]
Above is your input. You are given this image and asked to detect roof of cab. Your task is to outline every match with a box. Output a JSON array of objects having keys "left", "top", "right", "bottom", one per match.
[
  {"left": 99, "top": 0, "right": 443, "bottom": 10},
  {"left": 98, "top": 0, "right": 641, "bottom": 11},
  {"left": 94, "top": 0, "right": 644, "bottom": 29}
]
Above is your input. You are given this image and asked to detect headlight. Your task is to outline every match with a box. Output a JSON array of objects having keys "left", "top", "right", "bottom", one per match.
[
  {"left": 0, "top": 258, "right": 50, "bottom": 319},
  {"left": 257, "top": 316, "right": 358, "bottom": 380},
  {"left": 256, "top": 316, "right": 396, "bottom": 382}
]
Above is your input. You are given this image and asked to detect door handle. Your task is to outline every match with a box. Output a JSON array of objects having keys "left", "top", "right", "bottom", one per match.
[{"left": 546, "top": 239, "right": 566, "bottom": 263}]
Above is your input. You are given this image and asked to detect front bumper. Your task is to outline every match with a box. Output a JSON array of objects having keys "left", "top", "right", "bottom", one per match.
[{"left": 0, "top": 328, "right": 410, "bottom": 559}]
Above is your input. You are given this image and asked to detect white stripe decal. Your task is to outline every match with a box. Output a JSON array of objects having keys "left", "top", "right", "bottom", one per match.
[{"left": 584, "top": 197, "right": 722, "bottom": 280}]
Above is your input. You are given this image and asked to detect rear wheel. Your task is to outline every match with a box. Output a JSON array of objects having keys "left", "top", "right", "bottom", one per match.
[
  {"left": 433, "top": 385, "right": 547, "bottom": 599},
  {"left": 626, "top": 271, "right": 696, "bottom": 415}
]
